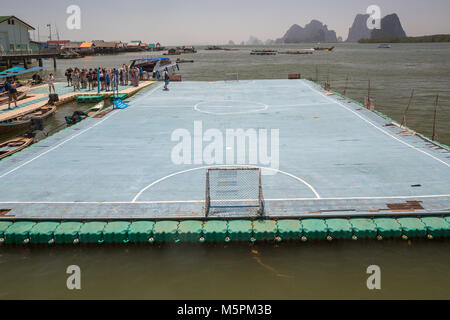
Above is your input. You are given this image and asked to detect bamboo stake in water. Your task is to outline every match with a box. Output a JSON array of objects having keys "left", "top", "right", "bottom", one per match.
[
  {"left": 343, "top": 74, "right": 349, "bottom": 96},
  {"left": 401, "top": 89, "right": 414, "bottom": 128},
  {"left": 431, "top": 94, "right": 439, "bottom": 141}
]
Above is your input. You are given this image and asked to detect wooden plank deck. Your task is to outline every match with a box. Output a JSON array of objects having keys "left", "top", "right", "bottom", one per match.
[{"left": 0, "top": 81, "right": 157, "bottom": 122}]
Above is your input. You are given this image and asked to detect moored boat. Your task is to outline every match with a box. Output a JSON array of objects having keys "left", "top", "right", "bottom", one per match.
[
  {"left": 314, "top": 46, "right": 334, "bottom": 51},
  {"left": 378, "top": 43, "right": 391, "bottom": 48},
  {"left": 129, "top": 57, "right": 179, "bottom": 80},
  {"left": 0, "top": 135, "right": 34, "bottom": 160},
  {"left": 0, "top": 105, "right": 56, "bottom": 134}
]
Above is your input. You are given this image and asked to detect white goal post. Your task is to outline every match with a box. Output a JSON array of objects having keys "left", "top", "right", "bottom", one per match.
[{"left": 205, "top": 167, "right": 264, "bottom": 217}]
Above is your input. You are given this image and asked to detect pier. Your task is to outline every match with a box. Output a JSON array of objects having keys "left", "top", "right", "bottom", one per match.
[
  {"left": 0, "top": 50, "right": 60, "bottom": 68},
  {"left": 0, "top": 79, "right": 449, "bottom": 244}
]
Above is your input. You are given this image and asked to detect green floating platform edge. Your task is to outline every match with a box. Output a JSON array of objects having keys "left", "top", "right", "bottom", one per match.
[{"left": 0, "top": 216, "right": 449, "bottom": 244}]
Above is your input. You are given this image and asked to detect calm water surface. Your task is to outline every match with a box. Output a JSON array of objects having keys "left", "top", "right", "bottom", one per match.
[{"left": 0, "top": 43, "right": 449, "bottom": 299}]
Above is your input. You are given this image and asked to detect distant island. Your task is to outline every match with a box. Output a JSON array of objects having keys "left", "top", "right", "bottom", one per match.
[
  {"left": 347, "top": 13, "right": 406, "bottom": 42},
  {"left": 276, "top": 20, "right": 338, "bottom": 43},
  {"left": 358, "top": 34, "right": 450, "bottom": 43}
]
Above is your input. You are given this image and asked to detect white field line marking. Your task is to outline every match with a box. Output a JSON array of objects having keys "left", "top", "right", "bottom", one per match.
[
  {"left": 131, "top": 165, "right": 321, "bottom": 202},
  {"left": 1, "top": 194, "right": 449, "bottom": 205},
  {"left": 194, "top": 100, "right": 268, "bottom": 115},
  {"left": 0, "top": 84, "right": 163, "bottom": 180},
  {"left": 304, "top": 81, "right": 450, "bottom": 168},
  {"left": 133, "top": 102, "right": 331, "bottom": 109}
]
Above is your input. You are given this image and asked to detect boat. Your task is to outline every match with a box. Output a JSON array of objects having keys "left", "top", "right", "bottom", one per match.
[
  {"left": 250, "top": 49, "right": 277, "bottom": 55},
  {"left": 87, "top": 101, "right": 105, "bottom": 116},
  {"left": 65, "top": 111, "right": 89, "bottom": 125},
  {"left": 279, "top": 49, "right": 314, "bottom": 55},
  {"left": 180, "top": 46, "right": 197, "bottom": 54},
  {"left": 129, "top": 57, "right": 179, "bottom": 80},
  {"left": 176, "top": 58, "right": 194, "bottom": 63},
  {"left": 59, "top": 50, "right": 81, "bottom": 59},
  {"left": 314, "top": 46, "right": 335, "bottom": 51},
  {"left": 205, "top": 46, "right": 224, "bottom": 50},
  {"left": 0, "top": 135, "right": 35, "bottom": 160},
  {"left": 0, "top": 105, "right": 56, "bottom": 134},
  {"left": 378, "top": 43, "right": 391, "bottom": 48}
]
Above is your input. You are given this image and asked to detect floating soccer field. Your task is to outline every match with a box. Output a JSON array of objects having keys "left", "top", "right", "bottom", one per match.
[{"left": 0, "top": 79, "right": 449, "bottom": 222}]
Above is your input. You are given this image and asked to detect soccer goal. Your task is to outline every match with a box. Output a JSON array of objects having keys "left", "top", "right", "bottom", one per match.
[{"left": 205, "top": 167, "right": 264, "bottom": 217}]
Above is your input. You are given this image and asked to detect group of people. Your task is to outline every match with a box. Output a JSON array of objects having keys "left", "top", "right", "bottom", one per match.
[{"left": 63, "top": 65, "right": 147, "bottom": 92}]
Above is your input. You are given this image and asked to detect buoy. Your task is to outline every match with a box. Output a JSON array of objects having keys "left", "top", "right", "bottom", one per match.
[
  {"left": 326, "top": 235, "right": 333, "bottom": 241},
  {"left": 402, "top": 234, "right": 408, "bottom": 241},
  {"left": 23, "top": 238, "right": 30, "bottom": 244},
  {"left": 225, "top": 236, "right": 230, "bottom": 242},
  {"left": 73, "top": 238, "right": 79, "bottom": 244},
  {"left": 199, "top": 237, "right": 205, "bottom": 243},
  {"left": 427, "top": 234, "right": 433, "bottom": 240},
  {"left": 301, "top": 236, "right": 307, "bottom": 242},
  {"left": 352, "top": 235, "right": 358, "bottom": 241},
  {"left": 148, "top": 237, "right": 154, "bottom": 243}
]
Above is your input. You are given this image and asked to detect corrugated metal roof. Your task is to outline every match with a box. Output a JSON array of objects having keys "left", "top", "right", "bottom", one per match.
[{"left": 80, "top": 42, "right": 94, "bottom": 48}]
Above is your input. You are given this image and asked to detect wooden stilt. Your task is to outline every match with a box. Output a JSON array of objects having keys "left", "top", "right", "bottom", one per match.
[
  {"left": 401, "top": 89, "right": 414, "bottom": 128},
  {"left": 431, "top": 94, "right": 439, "bottom": 141}
]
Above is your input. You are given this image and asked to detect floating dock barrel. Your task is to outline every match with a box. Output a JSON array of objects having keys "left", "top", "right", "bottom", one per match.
[
  {"left": 103, "top": 221, "right": 131, "bottom": 244},
  {"left": 153, "top": 221, "right": 179, "bottom": 242},
  {"left": 30, "top": 222, "right": 60, "bottom": 244},
  {"left": 276, "top": 219, "right": 302, "bottom": 240},
  {"left": 4, "top": 221, "right": 36, "bottom": 244},
  {"left": 203, "top": 220, "right": 228, "bottom": 242},
  {"left": 54, "top": 222, "right": 83, "bottom": 244},
  {"left": 397, "top": 218, "right": 427, "bottom": 238},
  {"left": 349, "top": 218, "right": 378, "bottom": 239},
  {"left": 111, "top": 94, "right": 128, "bottom": 100},
  {"left": 301, "top": 219, "right": 328, "bottom": 241},
  {"left": 373, "top": 218, "right": 402, "bottom": 238},
  {"left": 228, "top": 220, "right": 253, "bottom": 241},
  {"left": 325, "top": 219, "right": 353, "bottom": 240},
  {"left": 252, "top": 220, "right": 277, "bottom": 241},
  {"left": 421, "top": 217, "right": 450, "bottom": 238},
  {"left": 76, "top": 95, "right": 105, "bottom": 103},
  {"left": 128, "top": 221, "right": 155, "bottom": 243},
  {"left": 0, "top": 221, "right": 13, "bottom": 243},
  {"left": 178, "top": 220, "right": 203, "bottom": 242},
  {"left": 78, "top": 221, "right": 106, "bottom": 244}
]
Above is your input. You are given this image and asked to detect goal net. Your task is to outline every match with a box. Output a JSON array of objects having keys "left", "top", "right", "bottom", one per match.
[{"left": 205, "top": 168, "right": 264, "bottom": 217}]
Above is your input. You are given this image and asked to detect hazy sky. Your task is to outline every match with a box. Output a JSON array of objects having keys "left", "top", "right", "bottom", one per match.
[{"left": 5, "top": 0, "right": 450, "bottom": 44}]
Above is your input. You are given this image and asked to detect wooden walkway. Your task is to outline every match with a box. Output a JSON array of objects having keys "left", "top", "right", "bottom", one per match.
[{"left": 0, "top": 81, "right": 157, "bottom": 122}]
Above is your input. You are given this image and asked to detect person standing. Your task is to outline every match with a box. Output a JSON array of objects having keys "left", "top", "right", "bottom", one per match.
[
  {"left": 5, "top": 78, "right": 18, "bottom": 110},
  {"left": 47, "top": 73, "right": 56, "bottom": 94},
  {"left": 163, "top": 68, "right": 170, "bottom": 91},
  {"left": 65, "top": 68, "right": 73, "bottom": 86}
]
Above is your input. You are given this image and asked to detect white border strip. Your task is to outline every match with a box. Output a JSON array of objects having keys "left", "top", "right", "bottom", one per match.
[{"left": 0, "top": 194, "right": 449, "bottom": 205}]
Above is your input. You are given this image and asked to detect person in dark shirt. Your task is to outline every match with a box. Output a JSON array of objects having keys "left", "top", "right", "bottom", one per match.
[{"left": 5, "top": 78, "right": 18, "bottom": 110}]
